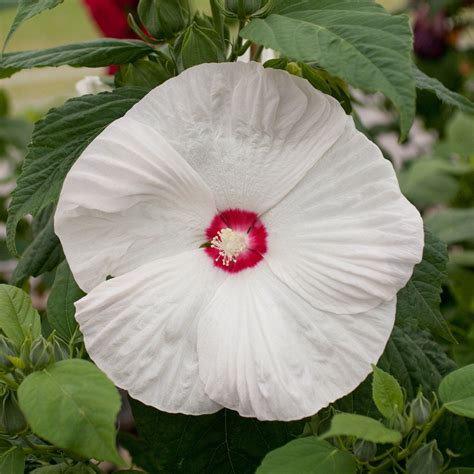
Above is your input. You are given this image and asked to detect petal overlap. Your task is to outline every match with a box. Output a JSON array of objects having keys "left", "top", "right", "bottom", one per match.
[
  {"left": 55, "top": 117, "right": 216, "bottom": 292},
  {"left": 197, "top": 261, "right": 396, "bottom": 421},
  {"left": 262, "top": 120, "right": 424, "bottom": 315},
  {"left": 125, "top": 62, "right": 350, "bottom": 214},
  {"left": 75, "top": 250, "right": 226, "bottom": 415}
]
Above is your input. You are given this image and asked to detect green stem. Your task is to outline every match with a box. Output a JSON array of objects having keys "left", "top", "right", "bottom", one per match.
[
  {"left": 370, "top": 407, "right": 446, "bottom": 473},
  {"left": 251, "top": 44, "right": 264, "bottom": 62},
  {"left": 229, "top": 20, "right": 246, "bottom": 61}
]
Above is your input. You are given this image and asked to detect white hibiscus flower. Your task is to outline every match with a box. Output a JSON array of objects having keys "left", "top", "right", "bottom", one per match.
[{"left": 55, "top": 62, "right": 424, "bottom": 421}]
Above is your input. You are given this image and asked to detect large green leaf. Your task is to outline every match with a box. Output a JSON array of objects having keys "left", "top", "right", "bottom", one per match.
[
  {"left": 379, "top": 327, "right": 456, "bottom": 399},
  {"left": 0, "top": 39, "right": 154, "bottom": 78},
  {"left": 0, "top": 284, "right": 41, "bottom": 346},
  {"left": 131, "top": 399, "right": 305, "bottom": 473},
  {"left": 321, "top": 413, "right": 402, "bottom": 444},
  {"left": 0, "top": 448, "right": 25, "bottom": 474},
  {"left": 425, "top": 209, "right": 474, "bottom": 245},
  {"left": 241, "top": 0, "right": 415, "bottom": 138},
  {"left": 12, "top": 217, "right": 64, "bottom": 285},
  {"left": 3, "top": 0, "right": 64, "bottom": 51},
  {"left": 18, "top": 359, "right": 123, "bottom": 465},
  {"left": 396, "top": 229, "right": 453, "bottom": 341},
  {"left": 439, "top": 364, "right": 474, "bottom": 419},
  {"left": 414, "top": 67, "right": 474, "bottom": 115},
  {"left": 6, "top": 86, "right": 147, "bottom": 255},
  {"left": 256, "top": 438, "right": 356, "bottom": 474},
  {"left": 46, "top": 260, "right": 84, "bottom": 342}
]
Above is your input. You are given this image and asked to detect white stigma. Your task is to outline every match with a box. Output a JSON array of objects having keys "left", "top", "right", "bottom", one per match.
[{"left": 211, "top": 228, "right": 247, "bottom": 267}]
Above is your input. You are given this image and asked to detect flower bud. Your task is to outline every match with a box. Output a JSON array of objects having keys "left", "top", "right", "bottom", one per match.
[
  {"left": 138, "top": 0, "right": 190, "bottom": 40},
  {"left": 410, "top": 392, "right": 431, "bottom": 426},
  {"left": 173, "top": 22, "right": 225, "bottom": 72},
  {"left": 353, "top": 439, "right": 377, "bottom": 461},
  {"left": 0, "top": 392, "right": 27, "bottom": 434},
  {"left": 388, "top": 412, "right": 408, "bottom": 434},
  {"left": 50, "top": 337, "right": 70, "bottom": 362},
  {"left": 29, "top": 336, "right": 53, "bottom": 370},
  {"left": 224, "top": 0, "right": 271, "bottom": 19},
  {"left": 407, "top": 441, "right": 443, "bottom": 474},
  {"left": 0, "top": 336, "right": 17, "bottom": 369}
]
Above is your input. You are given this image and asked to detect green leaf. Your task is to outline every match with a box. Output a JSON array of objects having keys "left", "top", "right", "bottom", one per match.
[
  {"left": 3, "top": 0, "right": 64, "bottom": 51},
  {"left": 6, "top": 86, "right": 147, "bottom": 255},
  {"left": 0, "top": 447, "right": 25, "bottom": 474},
  {"left": 425, "top": 209, "right": 474, "bottom": 245},
  {"left": 0, "top": 284, "right": 40, "bottom": 346},
  {"left": 241, "top": 0, "right": 415, "bottom": 138},
  {"left": 131, "top": 399, "right": 305, "bottom": 473},
  {"left": 379, "top": 327, "right": 456, "bottom": 399},
  {"left": 396, "top": 229, "right": 453, "bottom": 341},
  {"left": 372, "top": 366, "right": 404, "bottom": 419},
  {"left": 414, "top": 67, "right": 474, "bottom": 115},
  {"left": 47, "top": 261, "right": 84, "bottom": 342},
  {"left": 18, "top": 359, "right": 123, "bottom": 465},
  {"left": 321, "top": 413, "right": 402, "bottom": 444},
  {"left": 12, "top": 217, "right": 64, "bottom": 285},
  {"left": 256, "top": 437, "right": 356, "bottom": 474},
  {"left": 0, "top": 39, "right": 154, "bottom": 78},
  {"left": 31, "top": 463, "right": 95, "bottom": 473},
  {"left": 439, "top": 364, "right": 474, "bottom": 419},
  {"left": 116, "top": 56, "right": 175, "bottom": 89}
]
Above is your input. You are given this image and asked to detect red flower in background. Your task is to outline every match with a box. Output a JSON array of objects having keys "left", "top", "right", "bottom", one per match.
[{"left": 82, "top": 0, "right": 139, "bottom": 72}]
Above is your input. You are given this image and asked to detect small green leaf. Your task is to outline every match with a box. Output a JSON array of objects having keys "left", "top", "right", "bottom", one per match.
[
  {"left": 439, "top": 364, "right": 474, "bottom": 418},
  {"left": 6, "top": 86, "right": 147, "bottom": 255},
  {"left": 0, "top": 39, "right": 154, "bottom": 78},
  {"left": 414, "top": 67, "right": 474, "bottom": 115},
  {"left": 12, "top": 217, "right": 64, "bottom": 285},
  {"left": 241, "top": 0, "right": 415, "bottom": 138},
  {"left": 47, "top": 261, "right": 84, "bottom": 342},
  {"left": 3, "top": 0, "right": 64, "bottom": 51},
  {"left": 116, "top": 56, "right": 175, "bottom": 89},
  {"left": 396, "top": 229, "right": 454, "bottom": 342},
  {"left": 18, "top": 359, "right": 124, "bottom": 465},
  {"left": 256, "top": 437, "right": 356, "bottom": 474},
  {"left": 372, "top": 366, "right": 404, "bottom": 419},
  {"left": 31, "top": 463, "right": 96, "bottom": 473},
  {"left": 0, "top": 284, "right": 41, "bottom": 346},
  {"left": 321, "top": 413, "right": 402, "bottom": 444},
  {"left": 425, "top": 209, "right": 474, "bottom": 245},
  {"left": 0, "top": 447, "right": 25, "bottom": 474}
]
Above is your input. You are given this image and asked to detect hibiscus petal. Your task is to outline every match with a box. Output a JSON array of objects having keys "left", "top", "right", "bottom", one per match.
[
  {"left": 261, "top": 120, "right": 423, "bottom": 315},
  {"left": 197, "top": 261, "right": 395, "bottom": 421},
  {"left": 75, "top": 250, "right": 225, "bottom": 415},
  {"left": 125, "top": 62, "right": 349, "bottom": 214},
  {"left": 55, "top": 117, "right": 216, "bottom": 292}
]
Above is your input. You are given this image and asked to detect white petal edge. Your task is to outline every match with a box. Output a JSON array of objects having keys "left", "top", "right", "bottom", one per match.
[
  {"left": 55, "top": 117, "right": 216, "bottom": 292},
  {"left": 261, "top": 119, "right": 424, "bottom": 315},
  {"left": 197, "top": 261, "right": 396, "bottom": 421},
  {"left": 75, "top": 250, "right": 226, "bottom": 415},
  {"left": 125, "top": 62, "right": 350, "bottom": 214}
]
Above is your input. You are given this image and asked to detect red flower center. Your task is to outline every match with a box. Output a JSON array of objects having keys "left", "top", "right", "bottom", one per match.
[{"left": 204, "top": 209, "right": 267, "bottom": 273}]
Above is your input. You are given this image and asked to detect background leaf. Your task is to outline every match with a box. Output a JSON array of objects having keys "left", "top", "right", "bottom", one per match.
[
  {"left": 6, "top": 86, "right": 147, "bottom": 255},
  {"left": 256, "top": 437, "right": 356, "bottom": 474},
  {"left": 425, "top": 209, "right": 474, "bottom": 245},
  {"left": 439, "top": 364, "right": 474, "bottom": 419},
  {"left": 3, "top": 0, "right": 65, "bottom": 51},
  {"left": 241, "top": 0, "right": 415, "bottom": 138},
  {"left": 0, "top": 284, "right": 40, "bottom": 346},
  {"left": 131, "top": 399, "right": 305, "bottom": 473},
  {"left": 396, "top": 229, "right": 453, "bottom": 341},
  {"left": 320, "top": 413, "right": 402, "bottom": 444},
  {"left": 414, "top": 67, "right": 474, "bottom": 115},
  {"left": 18, "top": 359, "right": 123, "bottom": 465},
  {"left": 46, "top": 260, "right": 84, "bottom": 342},
  {"left": 0, "top": 39, "right": 154, "bottom": 78}
]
